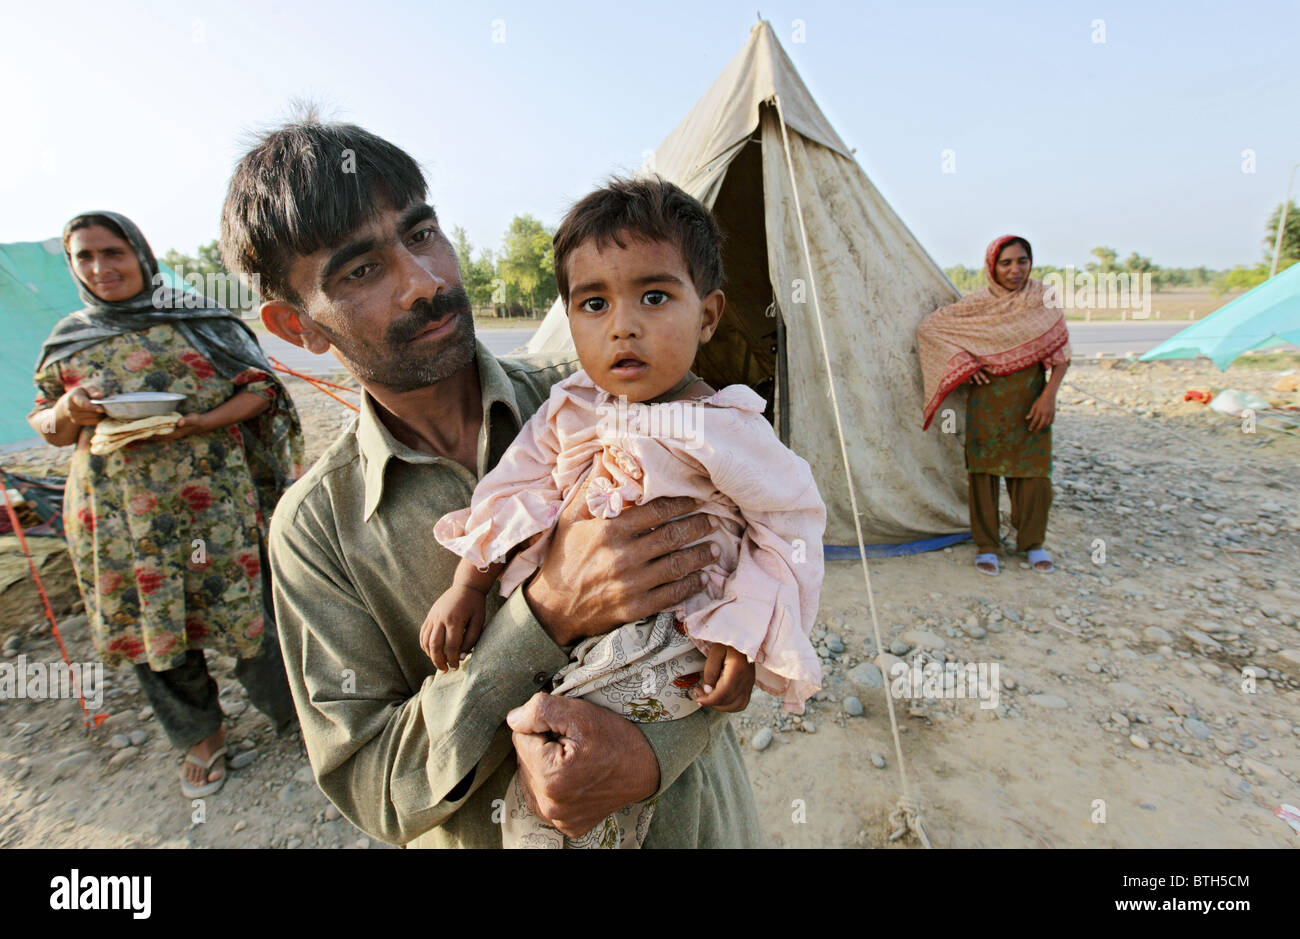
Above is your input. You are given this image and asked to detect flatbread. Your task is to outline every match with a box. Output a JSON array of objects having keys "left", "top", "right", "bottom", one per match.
[{"left": 90, "top": 412, "right": 181, "bottom": 455}]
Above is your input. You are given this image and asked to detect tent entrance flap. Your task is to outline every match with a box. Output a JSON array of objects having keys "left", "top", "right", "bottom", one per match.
[{"left": 694, "top": 137, "right": 780, "bottom": 425}]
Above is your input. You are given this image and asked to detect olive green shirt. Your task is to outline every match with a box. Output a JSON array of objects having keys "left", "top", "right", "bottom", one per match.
[{"left": 267, "top": 339, "right": 761, "bottom": 848}]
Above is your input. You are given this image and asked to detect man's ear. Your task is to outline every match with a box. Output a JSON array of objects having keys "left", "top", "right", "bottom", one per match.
[
  {"left": 261, "top": 299, "right": 331, "bottom": 354},
  {"left": 699, "top": 289, "right": 725, "bottom": 343}
]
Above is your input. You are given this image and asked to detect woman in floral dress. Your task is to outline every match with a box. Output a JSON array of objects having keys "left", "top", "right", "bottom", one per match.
[{"left": 27, "top": 211, "right": 304, "bottom": 796}]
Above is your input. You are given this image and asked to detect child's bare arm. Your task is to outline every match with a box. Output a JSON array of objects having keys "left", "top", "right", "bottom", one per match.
[
  {"left": 691, "top": 643, "right": 755, "bottom": 713},
  {"left": 421, "top": 558, "right": 508, "bottom": 671}
]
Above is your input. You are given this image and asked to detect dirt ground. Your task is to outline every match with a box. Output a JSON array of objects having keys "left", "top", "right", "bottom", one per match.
[{"left": 1, "top": 356, "right": 1297, "bottom": 849}]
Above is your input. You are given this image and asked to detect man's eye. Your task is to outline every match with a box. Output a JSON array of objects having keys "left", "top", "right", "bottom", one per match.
[
  {"left": 643, "top": 290, "right": 669, "bottom": 306},
  {"left": 411, "top": 227, "right": 438, "bottom": 245},
  {"left": 579, "top": 297, "right": 607, "bottom": 313},
  {"left": 345, "top": 263, "right": 377, "bottom": 282}
]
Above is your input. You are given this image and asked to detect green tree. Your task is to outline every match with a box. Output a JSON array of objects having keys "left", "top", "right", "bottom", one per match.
[
  {"left": 1211, "top": 263, "right": 1270, "bottom": 297},
  {"left": 498, "top": 214, "right": 556, "bottom": 315},
  {"left": 943, "top": 264, "right": 985, "bottom": 293},
  {"left": 1085, "top": 246, "right": 1118, "bottom": 274},
  {"left": 1264, "top": 200, "right": 1300, "bottom": 267},
  {"left": 1122, "top": 251, "right": 1157, "bottom": 274},
  {"left": 159, "top": 239, "right": 256, "bottom": 311},
  {"left": 450, "top": 226, "right": 497, "bottom": 310}
]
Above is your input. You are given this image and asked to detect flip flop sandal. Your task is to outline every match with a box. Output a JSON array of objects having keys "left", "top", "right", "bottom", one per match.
[
  {"left": 1027, "top": 549, "right": 1054, "bottom": 573},
  {"left": 180, "top": 746, "right": 227, "bottom": 799},
  {"left": 974, "top": 553, "right": 1000, "bottom": 576}
]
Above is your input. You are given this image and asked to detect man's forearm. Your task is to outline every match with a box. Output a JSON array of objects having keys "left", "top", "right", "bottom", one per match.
[{"left": 281, "top": 575, "right": 571, "bottom": 845}]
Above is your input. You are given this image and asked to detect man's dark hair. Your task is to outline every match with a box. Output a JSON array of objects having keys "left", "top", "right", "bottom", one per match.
[
  {"left": 220, "top": 119, "right": 428, "bottom": 303},
  {"left": 552, "top": 175, "right": 724, "bottom": 304}
]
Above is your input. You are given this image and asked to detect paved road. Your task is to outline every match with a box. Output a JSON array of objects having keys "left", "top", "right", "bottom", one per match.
[
  {"left": 1065, "top": 321, "right": 1192, "bottom": 358},
  {"left": 258, "top": 321, "right": 1226, "bottom": 373}
]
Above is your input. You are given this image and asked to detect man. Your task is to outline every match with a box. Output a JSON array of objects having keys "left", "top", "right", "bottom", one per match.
[{"left": 219, "top": 118, "right": 762, "bottom": 847}]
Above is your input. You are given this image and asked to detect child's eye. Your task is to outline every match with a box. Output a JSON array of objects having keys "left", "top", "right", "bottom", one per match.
[
  {"left": 579, "top": 297, "right": 607, "bottom": 313},
  {"left": 643, "top": 290, "right": 669, "bottom": 306}
]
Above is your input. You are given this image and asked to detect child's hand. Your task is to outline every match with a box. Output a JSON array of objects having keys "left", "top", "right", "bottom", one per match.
[
  {"left": 419, "top": 585, "right": 487, "bottom": 672},
  {"left": 691, "top": 643, "right": 755, "bottom": 712}
]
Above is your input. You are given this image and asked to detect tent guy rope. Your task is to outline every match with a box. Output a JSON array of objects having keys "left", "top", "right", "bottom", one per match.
[{"left": 772, "top": 94, "right": 931, "bottom": 848}]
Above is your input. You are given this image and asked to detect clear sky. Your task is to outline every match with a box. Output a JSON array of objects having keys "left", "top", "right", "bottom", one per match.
[{"left": 3, "top": 0, "right": 1296, "bottom": 269}]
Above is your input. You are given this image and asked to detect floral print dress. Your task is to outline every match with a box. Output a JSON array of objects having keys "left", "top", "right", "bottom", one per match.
[
  {"left": 33, "top": 323, "right": 278, "bottom": 671},
  {"left": 964, "top": 363, "right": 1052, "bottom": 478}
]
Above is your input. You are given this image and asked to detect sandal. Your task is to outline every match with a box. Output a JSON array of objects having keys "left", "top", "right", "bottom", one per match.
[
  {"left": 180, "top": 746, "right": 227, "bottom": 798},
  {"left": 974, "top": 553, "right": 1000, "bottom": 576},
  {"left": 1027, "top": 549, "right": 1054, "bottom": 573}
]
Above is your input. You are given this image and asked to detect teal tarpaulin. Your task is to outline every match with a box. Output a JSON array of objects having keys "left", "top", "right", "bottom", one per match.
[
  {"left": 0, "top": 237, "right": 184, "bottom": 446},
  {"left": 1140, "top": 262, "right": 1300, "bottom": 369}
]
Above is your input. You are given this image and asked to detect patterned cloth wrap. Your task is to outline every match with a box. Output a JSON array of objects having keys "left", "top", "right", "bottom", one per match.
[{"left": 501, "top": 610, "right": 706, "bottom": 849}]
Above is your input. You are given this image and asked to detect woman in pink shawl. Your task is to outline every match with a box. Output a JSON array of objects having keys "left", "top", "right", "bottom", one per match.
[{"left": 917, "top": 235, "right": 1071, "bottom": 575}]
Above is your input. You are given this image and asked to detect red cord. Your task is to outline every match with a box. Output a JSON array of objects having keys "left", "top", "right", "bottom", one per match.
[
  {"left": 268, "top": 358, "right": 360, "bottom": 412},
  {"left": 0, "top": 479, "right": 106, "bottom": 730}
]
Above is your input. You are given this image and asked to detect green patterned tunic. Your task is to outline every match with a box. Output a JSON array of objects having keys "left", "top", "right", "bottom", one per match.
[
  {"left": 33, "top": 324, "right": 278, "bottom": 670},
  {"left": 964, "top": 363, "right": 1052, "bottom": 478}
]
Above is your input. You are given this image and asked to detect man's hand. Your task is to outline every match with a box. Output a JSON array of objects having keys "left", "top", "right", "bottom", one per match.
[
  {"left": 1025, "top": 392, "right": 1056, "bottom": 432},
  {"left": 59, "top": 387, "right": 106, "bottom": 427},
  {"left": 524, "top": 481, "right": 720, "bottom": 646},
  {"left": 507, "top": 692, "right": 659, "bottom": 839}
]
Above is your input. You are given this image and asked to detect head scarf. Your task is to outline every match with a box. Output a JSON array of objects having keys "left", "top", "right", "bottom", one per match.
[
  {"left": 40, "top": 211, "right": 304, "bottom": 513},
  {"left": 916, "top": 234, "right": 1071, "bottom": 429}
]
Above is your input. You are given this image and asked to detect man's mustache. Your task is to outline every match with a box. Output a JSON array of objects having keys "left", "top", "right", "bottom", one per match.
[{"left": 386, "top": 286, "right": 472, "bottom": 344}]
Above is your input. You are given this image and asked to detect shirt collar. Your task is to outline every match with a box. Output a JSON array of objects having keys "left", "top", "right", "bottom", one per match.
[{"left": 356, "top": 338, "right": 525, "bottom": 521}]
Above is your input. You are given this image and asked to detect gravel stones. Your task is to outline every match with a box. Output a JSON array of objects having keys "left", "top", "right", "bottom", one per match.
[
  {"left": 751, "top": 727, "right": 773, "bottom": 751},
  {"left": 1028, "top": 694, "right": 1069, "bottom": 709},
  {"left": 229, "top": 748, "right": 258, "bottom": 770},
  {"left": 843, "top": 696, "right": 864, "bottom": 717},
  {"left": 846, "top": 662, "right": 883, "bottom": 689}
]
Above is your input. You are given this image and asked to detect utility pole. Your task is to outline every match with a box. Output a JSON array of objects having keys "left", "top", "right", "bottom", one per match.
[{"left": 1269, "top": 161, "right": 1300, "bottom": 278}]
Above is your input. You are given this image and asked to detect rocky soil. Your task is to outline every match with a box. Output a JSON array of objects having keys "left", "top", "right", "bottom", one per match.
[{"left": 2, "top": 358, "right": 1298, "bottom": 848}]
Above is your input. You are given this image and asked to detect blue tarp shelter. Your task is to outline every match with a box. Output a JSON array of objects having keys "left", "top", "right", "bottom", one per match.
[{"left": 1141, "top": 262, "right": 1300, "bottom": 369}]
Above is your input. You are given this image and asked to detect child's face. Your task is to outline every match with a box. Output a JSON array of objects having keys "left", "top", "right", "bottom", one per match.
[{"left": 565, "top": 235, "right": 723, "bottom": 403}]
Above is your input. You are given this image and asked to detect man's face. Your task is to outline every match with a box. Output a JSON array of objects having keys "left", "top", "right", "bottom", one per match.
[
  {"left": 565, "top": 235, "right": 721, "bottom": 403},
  {"left": 282, "top": 200, "right": 476, "bottom": 392}
]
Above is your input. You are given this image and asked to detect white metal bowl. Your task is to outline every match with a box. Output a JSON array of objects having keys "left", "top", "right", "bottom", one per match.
[{"left": 97, "top": 392, "right": 188, "bottom": 420}]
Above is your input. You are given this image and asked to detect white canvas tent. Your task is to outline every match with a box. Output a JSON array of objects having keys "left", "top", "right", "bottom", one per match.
[{"left": 528, "top": 20, "right": 968, "bottom": 548}]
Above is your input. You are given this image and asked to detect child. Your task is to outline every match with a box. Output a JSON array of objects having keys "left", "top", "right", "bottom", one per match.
[{"left": 423, "top": 176, "right": 826, "bottom": 848}]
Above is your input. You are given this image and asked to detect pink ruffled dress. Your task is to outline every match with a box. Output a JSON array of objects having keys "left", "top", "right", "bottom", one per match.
[{"left": 434, "top": 369, "right": 826, "bottom": 711}]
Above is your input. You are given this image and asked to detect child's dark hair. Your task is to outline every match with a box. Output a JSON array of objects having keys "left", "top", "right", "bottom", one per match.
[{"left": 552, "top": 175, "right": 724, "bottom": 304}]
